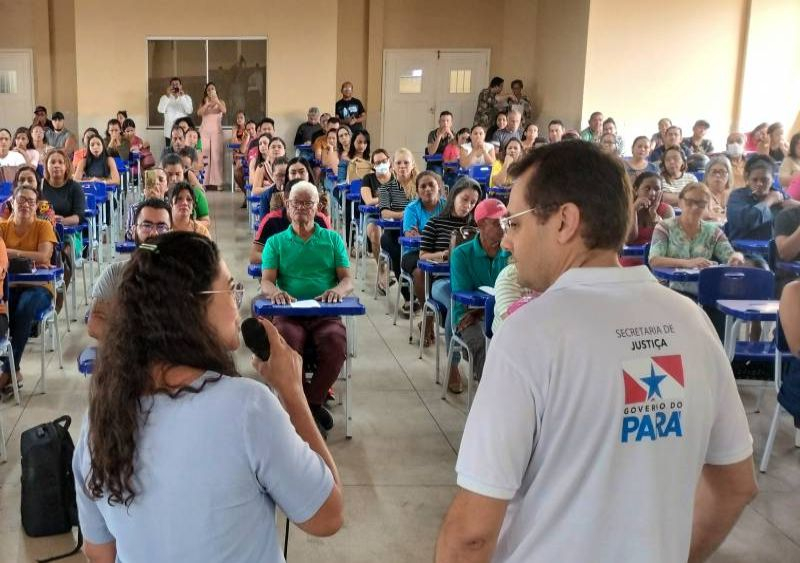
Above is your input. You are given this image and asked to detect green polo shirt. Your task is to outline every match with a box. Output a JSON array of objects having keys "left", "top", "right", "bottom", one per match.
[
  {"left": 262, "top": 225, "right": 350, "bottom": 300},
  {"left": 450, "top": 235, "right": 510, "bottom": 327}
]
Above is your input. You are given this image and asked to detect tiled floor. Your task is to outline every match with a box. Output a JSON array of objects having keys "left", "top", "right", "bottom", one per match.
[{"left": 1, "top": 191, "right": 799, "bottom": 562}]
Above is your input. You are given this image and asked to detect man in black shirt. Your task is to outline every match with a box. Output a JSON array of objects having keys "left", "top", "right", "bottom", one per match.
[
  {"left": 335, "top": 81, "right": 365, "bottom": 133},
  {"left": 294, "top": 107, "right": 322, "bottom": 146},
  {"left": 426, "top": 111, "right": 454, "bottom": 156}
]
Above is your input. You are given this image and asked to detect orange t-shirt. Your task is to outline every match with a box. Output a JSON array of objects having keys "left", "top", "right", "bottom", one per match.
[{"left": 0, "top": 218, "right": 59, "bottom": 295}]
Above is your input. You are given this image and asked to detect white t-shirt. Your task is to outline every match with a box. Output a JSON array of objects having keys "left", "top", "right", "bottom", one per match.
[
  {"left": 0, "top": 151, "right": 27, "bottom": 167},
  {"left": 461, "top": 142, "right": 495, "bottom": 164},
  {"left": 157, "top": 93, "right": 193, "bottom": 138},
  {"left": 456, "top": 266, "right": 752, "bottom": 563}
]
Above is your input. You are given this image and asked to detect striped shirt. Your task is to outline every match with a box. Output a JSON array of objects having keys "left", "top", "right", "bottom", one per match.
[
  {"left": 378, "top": 176, "right": 409, "bottom": 213},
  {"left": 661, "top": 172, "right": 698, "bottom": 194},
  {"left": 420, "top": 214, "right": 470, "bottom": 253}
]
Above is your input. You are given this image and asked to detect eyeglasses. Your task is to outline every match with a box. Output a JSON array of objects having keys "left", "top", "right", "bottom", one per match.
[
  {"left": 14, "top": 197, "right": 37, "bottom": 207},
  {"left": 136, "top": 221, "right": 171, "bottom": 234},
  {"left": 289, "top": 200, "right": 317, "bottom": 209},
  {"left": 499, "top": 205, "right": 558, "bottom": 234},
  {"left": 709, "top": 168, "right": 729, "bottom": 176},
  {"left": 682, "top": 197, "right": 709, "bottom": 209},
  {"left": 198, "top": 281, "right": 245, "bottom": 308}
]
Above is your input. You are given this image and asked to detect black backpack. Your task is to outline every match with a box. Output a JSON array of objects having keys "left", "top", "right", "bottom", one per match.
[{"left": 20, "top": 415, "right": 83, "bottom": 562}]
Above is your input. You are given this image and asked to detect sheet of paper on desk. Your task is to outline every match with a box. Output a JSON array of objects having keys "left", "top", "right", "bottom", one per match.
[
  {"left": 290, "top": 299, "right": 321, "bottom": 308},
  {"left": 478, "top": 286, "right": 496, "bottom": 296},
  {"left": 674, "top": 269, "right": 699, "bottom": 274}
]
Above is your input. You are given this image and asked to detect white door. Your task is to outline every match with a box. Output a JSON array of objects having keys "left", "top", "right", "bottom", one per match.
[
  {"left": 0, "top": 50, "right": 34, "bottom": 130},
  {"left": 382, "top": 50, "right": 438, "bottom": 159},
  {"left": 382, "top": 49, "right": 490, "bottom": 162},
  {"left": 435, "top": 51, "right": 490, "bottom": 132}
]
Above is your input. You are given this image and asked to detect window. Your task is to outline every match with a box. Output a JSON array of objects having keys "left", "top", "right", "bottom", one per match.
[
  {"left": 0, "top": 70, "right": 17, "bottom": 94},
  {"left": 449, "top": 69, "right": 472, "bottom": 94},
  {"left": 147, "top": 38, "right": 267, "bottom": 129},
  {"left": 398, "top": 69, "right": 423, "bottom": 94}
]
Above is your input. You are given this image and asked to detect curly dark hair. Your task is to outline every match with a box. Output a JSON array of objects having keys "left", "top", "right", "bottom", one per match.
[{"left": 86, "top": 232, "right": 239, "bottom": 506}]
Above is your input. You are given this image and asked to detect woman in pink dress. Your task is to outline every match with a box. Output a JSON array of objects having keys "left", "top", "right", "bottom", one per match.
[{"left": 197, "top": 82, "right": 226, "bottom": 190}]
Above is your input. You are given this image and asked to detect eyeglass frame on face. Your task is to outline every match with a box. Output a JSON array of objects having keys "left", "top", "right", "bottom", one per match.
[
  {"left": 136, "top": 221, "right": 171, "bottom": 234},
  {"left": 709, "top": 168, "right": 728, "bottom": 177},
  {"left": 681, "top": 197, "right": 709, "bottom": 209},
  {"left": 197, "top": 280, "right": 245, "bottom": 308},
  {"left": 288, "top": 199, "right": 318, "bottom": 210},
  {"left": 14, "top": 196, "right": 37, "bottom": 208},
  {"left": 499, "top": 204, "right": 560, "bottom": 234}
]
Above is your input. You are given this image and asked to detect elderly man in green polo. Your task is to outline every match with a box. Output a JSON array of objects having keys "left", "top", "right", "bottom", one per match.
[{"left": 260, "top": 181, "right": 353, "bottom": 434}]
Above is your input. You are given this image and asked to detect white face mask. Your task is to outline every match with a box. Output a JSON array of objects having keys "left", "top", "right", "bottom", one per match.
[
  {"left": 374, "top": 162, "right": 390, "bottom": 175},
  {"left": 727, "top": 143, "right": 743, "bottom": 157}
]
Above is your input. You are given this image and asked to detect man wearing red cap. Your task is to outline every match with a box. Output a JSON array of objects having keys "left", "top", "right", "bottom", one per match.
[{"left": 446, "top": 197, "right": 509, "bottom": 393}]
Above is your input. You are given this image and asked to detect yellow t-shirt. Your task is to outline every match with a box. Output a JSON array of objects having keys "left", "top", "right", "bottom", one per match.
[{"left": 0, "top": 218, "right": 59, "bottom": 295}]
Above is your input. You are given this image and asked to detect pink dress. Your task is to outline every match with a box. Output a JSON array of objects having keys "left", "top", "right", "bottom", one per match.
[{"left": 200, "top": 109, "right": 224, "bottom": 187}]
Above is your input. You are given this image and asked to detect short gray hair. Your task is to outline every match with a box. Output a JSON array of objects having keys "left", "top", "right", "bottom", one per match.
[
  {"left": 308, "top": 106, "right": 320, "bottom": 115},
  {"left": 288, "top": 181, "right": 319, "bottom": 202}
]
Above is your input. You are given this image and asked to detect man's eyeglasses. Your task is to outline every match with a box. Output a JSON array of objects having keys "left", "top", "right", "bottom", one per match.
[
  {"left": 137, "top": 221, "right": 170, "bottom": 234},
  {"left": 289, "top": 200, "right": 317, "bottom": 210},
  {"left": 499, "top": 205, "right": 558, "bottom": 234},
  {"left": 198, "top": 281, "right": 245, "bottom": 308}
]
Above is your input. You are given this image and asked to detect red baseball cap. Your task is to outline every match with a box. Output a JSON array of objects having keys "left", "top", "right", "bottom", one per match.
[{"left": 474, "top": 198, "right": 507, "bottom": 223}]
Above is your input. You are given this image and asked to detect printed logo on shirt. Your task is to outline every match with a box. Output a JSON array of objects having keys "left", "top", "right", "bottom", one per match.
[{"left": 620, "top": 355, "right": 684, "bottom": 443}]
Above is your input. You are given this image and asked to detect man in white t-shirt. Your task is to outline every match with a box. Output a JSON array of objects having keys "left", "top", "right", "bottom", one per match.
[
  {"left": 435, "top": 141, "right": 757, "bottom": 563},
  {"left": 157, "top": 76, "right": 193, "bottom": 146}
]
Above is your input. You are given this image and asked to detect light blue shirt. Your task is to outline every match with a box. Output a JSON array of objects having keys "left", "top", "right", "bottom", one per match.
[
  {"left": 73, "top": 372, "right": 334, "bottom": 562},
  {"left": 402, "top": 197, "right": 445, "bottom": 253}
]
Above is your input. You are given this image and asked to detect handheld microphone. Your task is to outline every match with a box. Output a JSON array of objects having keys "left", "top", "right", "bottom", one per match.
[{"left": 241, "top": 318, "right": 270, "bottom": 361}]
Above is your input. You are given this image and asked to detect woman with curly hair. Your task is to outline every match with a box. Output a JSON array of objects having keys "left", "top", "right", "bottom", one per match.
[{"left": 72, "top": 232, "right": 342, "bottom": 562}]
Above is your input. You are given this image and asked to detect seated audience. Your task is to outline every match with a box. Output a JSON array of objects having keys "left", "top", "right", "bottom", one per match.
[
  {"left": 779, "top": 133, "right": 800, "bottom": 193},
  {"left": 485, "top": 112, "right": 507, "bottom": 146},
  {"left": 71, "top": 127, "right": 100, "bottom": 169},
  {"left": 772, "top": 200, "right": 800, "bottom": 292},
  {"left": 258, "top": 156, "right": 289, "bottom": 217},
  {"left": 260, "top": 181, "right": 353, "bottom": 434},
  {"left": 377, "top": 149, "right": 415, "bottom": 295},
  {"left": 745, "top": 122, "right": 769, "bottom": 153},
  {"left": 251, "top": 135, "right": 286, "bottom": 196},
  {"left": 104, "top": 118, "right": 128, "bottom": 159},
  {"left": 727, "top": 154, "right": 796, "bottom": 241},
  {"left": 491, "top": 109, "right": 522, "bottom": 148},
  {"left": 459, "top": 125, "right": 496, "bottom": 168},
  {"left": 580, "top": 111, "right": 603, "bottom": 143},
  {"left": 162, "top": 153, "right": 210, "bottom": 227},
  {"left": 520, "top": 123, "right": 538, "bottom": 152},
  {"left": 74, "top": 134, "right": 121, "bottom": 184},
  {"left": 121, "top": 118, "right": 145, "bottom": 152},
  {"left": 448, "top": 198, "right": 510, "bottom": 392},
  {"left": 421, "top": 177, "right": 481, "bottom": 355},
  {"left": 311, "top": 117, "right": 339, "bottom": 158},
  {"left": 294, "top": 106, "right": 322, "bottom": 146},
  {"left": 171, "top": 182, "right": 210, "bottom": 237},
  {"left": 599, "top": 132, "right": 620, "bottom": 156},
  {"left": 778, "top": 281, "right": 800, "bottom": 432},
  {"left": 12, "top": 127, "right": 39, "bottom": 168},
  {"left": 249, "top": 179, "right": 330, "bottom": 265},
  {"left": 360, "top": 149, "right": 395, "bottom": 286},
  {"left": 125, "top": 168, "right": 169, "bottom": 239},
  {"left": 317, "top": 129, "right": 340, "bottom": 171},
  {"left": 681, "top": 119, "right": 714, "bottom": 155},
  {"left": 624, "top": 136, "right": 659, "bottom": 180},
  {"left": 660, "top": 146, "right": 698, "bottom": 205},
  {"left": 0, "top": 184, "right": 59, "bottom": 395},
  {"left": 547, "top": 120, "right": 564, "bottom": 144},
  {"left": 703, "top": 156, "right": 734, "bottom": 223},
  {"left": 1, "top": 166, "right": 55, "bottom": 223},
  {"left": 490, "top": 138, "right": 523, "bottom": 188},
  {"left": 426, "top": 111, "right": 454, "bottom": 156},
  {"left": 650, "top": 118, "right": 671, "bottom": 150},
  {"left": 88, "top": 198, "right": 172, "bottom": 340},
  {"left": 442, "top": 128, "right": 469, "bottom": 163},
  {"left": 337, "top": 126, "right": 352, "bottom": 162},
  {"left": 346, "top": 130, "right": 372, "bottom": 182},
  {"left": 0, "top": 129, "right": 27, "bottom": 171},
  {"left": 75, "top": 231, "right": 342, "bottom": 560},
  {"left": 43, "top": 149, "right": 86, "bottom": 228},
  {"left": 504, "top": 79, "right": 533, "bottom": 125},
  {"left": 726, "top": 132, "right": 747, "bottom": 187},
  {"left": 649, "top": 125, "right": 687, "bottom": 164},
  {"left": 602, "top": 118, "right": 624, "bottom": 155},
  {"left": 767, "top": 122, "right": 789, "bottom": 161},
  {"left": 45, "top": 112, "right": 77, "bottom": 157},
  {"left": 624, "top": 172, "right": 674, "bottom": 255},
  {"left": 30, "top": 123, "right": 50, "bottom": 164},
  {"left": 395, "top": 171, "right": 446, "bottom": 314},
  {"left": 650, "top": 183, "right": 745, "bottom": 295}
]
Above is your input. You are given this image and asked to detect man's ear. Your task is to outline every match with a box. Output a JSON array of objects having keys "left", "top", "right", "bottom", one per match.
[{"left": 554, "top": 203, "right": 582, "bottom": 245}]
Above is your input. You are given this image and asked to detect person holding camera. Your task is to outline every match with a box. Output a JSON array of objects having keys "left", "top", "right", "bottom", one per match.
[
  {"left": 157, "top": 77, "right": 193, "bottom": 147},
  {"left": 73, "top": 232, "right": 343, "bottom": 563}
]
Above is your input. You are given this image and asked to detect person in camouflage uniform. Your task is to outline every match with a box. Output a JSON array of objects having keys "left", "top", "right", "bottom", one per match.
[{"left": 473, "top": 76, "right": 505, "bottom": 129}]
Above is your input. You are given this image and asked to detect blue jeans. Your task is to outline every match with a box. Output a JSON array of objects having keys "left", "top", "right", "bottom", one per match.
[
  {"left": 4, "top": 286, "right": 52, "bottom": 374},
  {"left": 431, "top": 278, "right": 459, "bottom": 362}
]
